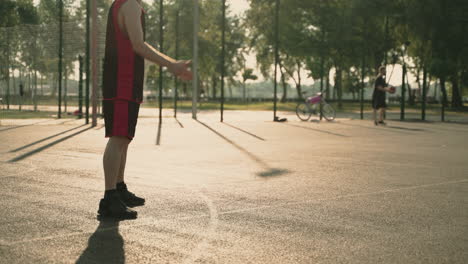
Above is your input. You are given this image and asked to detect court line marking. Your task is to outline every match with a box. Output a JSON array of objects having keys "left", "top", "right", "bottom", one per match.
[
  {"left": 1, "top": 178, "right": 466, "bottom": 247},
  {"left": 182, "top": 189, "right": 219, "bottom": 264}
]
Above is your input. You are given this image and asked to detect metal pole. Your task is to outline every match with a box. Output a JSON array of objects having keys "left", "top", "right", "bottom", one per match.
[
  {"left": 421, "top": 66, "right": 427, "bottom": 121},
  {"left": 174, "top": 9, "right": 179, "bottom": 118},
  {"left": 64, "top": 67, "right": 67, "bottom": 113},
  {"left": 91, "top": 0, "right": 98, "bottom": 126},
  {"left": 79, "top": 55, "right": 83, "bottom": 118},
  {"left": 159, "top": 0, "right": 164, "bottom": 122},
  {"left": 360, "top": 54, "right": 365, "bottom": 120},
  {"left": 85, "top": 0, "right": 90, "bottom": 124},
  {"left": 441, "top": 77, "right": 445, "bottom": 122},
  {"left": 220, "top": 0, "right": 226, "bottom": 122},
  {"left": 34, "top": 70, "right": 38, "bottom": 111},
  {"left": 319, "top": 40, "right": 324, "bottom": 121},
  {"left": 58, "top": 0, "right": 63, "bottom": 118},
  {"left": 6, "top": 31, "right": 10, "bottom": 110},
  {"left": 384, "top": 16, "right": 389, "bottom": 66},
  {"left": 273, "top": 0, "right": 279, "bottom": 121},
  {"left": 6, "top": 67, "right": 10, "bottom": 109},
  {"left": 400, "top": 62, "right": 406, "bottom": 121},
  {"left": 192, "top": 0, "right": 199, "bottom": 119}
]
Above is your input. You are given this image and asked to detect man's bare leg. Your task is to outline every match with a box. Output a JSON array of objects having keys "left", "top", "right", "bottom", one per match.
[
  {"left": 373, "top": 109, "right": 378, "bottom": 125},
  {"left": 99, "top": 136, "right": 137, "bottom": 219},
  {"left": 378, "top": 108, "right": 386, "bottom": 125},
  {"left": 98, "top": 137, "right": 137, "bottom": 219},
  {"left": 115, "top": 141, "right": 146, "bottom": 207},
  {"left": 116, "top": 143, "right": 128, "bottom": 184},
  {"left": 379, "top": 108, "right": 384, "bottom": 122},
  {"left": 103, "top": 136, "right": 129, "bottom": 190}
]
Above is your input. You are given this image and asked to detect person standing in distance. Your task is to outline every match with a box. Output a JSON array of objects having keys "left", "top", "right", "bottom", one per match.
[
  {"left": 372, "top": 66, "right": 393, "bottom": 126},
  {"left": 99, "top": 0, "right": 192, "bottom": 219}
]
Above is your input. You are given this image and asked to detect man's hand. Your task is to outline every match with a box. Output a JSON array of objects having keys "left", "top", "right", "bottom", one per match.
[{"left": 168, "top": 60, "right": 193, "bottom": 81}]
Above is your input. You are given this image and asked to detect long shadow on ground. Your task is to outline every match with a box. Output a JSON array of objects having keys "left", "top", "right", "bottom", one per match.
[
  {"left": 9, "top": 124, "right": 88, "bottom": 153},
  {"left": 76, "top": 220, "right": 125, "bottom": 264},
  {"left": 0, "top": 120, "right": 52, "bottom": 133},
  {"left": 222, "top": 122, "right": 265, "bottom": 141},
  {"left": 284, "top": 123, "right": 349, "bottom": 137},
  {"left": 8, "top": 126, "right": 93, "bottom": 162},
  {"left": 196, "top": 120, "right": 289, "bottom": 178}
]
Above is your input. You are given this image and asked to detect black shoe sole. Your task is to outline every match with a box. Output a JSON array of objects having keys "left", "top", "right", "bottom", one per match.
[
  {"left": 97, "top": 209, "right": 138, "bottom": 220},
  {"left": 97, "top": 214, "right": 137, "bottom": 221},
  {"left": 123, "top": 200, "right": 145, "bottom": 208}
]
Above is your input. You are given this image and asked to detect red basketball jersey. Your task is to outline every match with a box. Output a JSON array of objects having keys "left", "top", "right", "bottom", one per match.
[{"left": 102, "top": 0, "right": 146, "bottom": 103}]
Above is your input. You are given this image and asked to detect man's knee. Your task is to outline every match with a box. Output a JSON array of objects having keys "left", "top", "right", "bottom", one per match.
[{"left": 108, "top": 136, "right": 131, "bottom": 149}]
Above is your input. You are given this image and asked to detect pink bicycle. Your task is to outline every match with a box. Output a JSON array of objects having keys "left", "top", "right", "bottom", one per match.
[{"left": 296, "top": 92, "right": 336, "bottom": 121}]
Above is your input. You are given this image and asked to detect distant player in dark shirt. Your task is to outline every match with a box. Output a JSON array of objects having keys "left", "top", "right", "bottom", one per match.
[
  {"left": 372, "top": 66, "right": 393, "bottom": 125},
  {"left": 99, "top": 0, "right": 192, "bottom": 219}
]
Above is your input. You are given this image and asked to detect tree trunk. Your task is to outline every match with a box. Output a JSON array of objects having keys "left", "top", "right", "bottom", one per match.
[
  {"left": 296, "top": 62, "right": 302, "bottom": 101},
  {"left": 34, "top": 70, "right": 38, "bottom": 111},
  {"left": 280, "top": 72, "right": 287, "bottom": 103},
  {"left": 51, "top": 74, "right": 57, "bottom": 97},
  {"left": 451, "top": 72, "right": 463, "bottom": 108},
  {"left": 183, "top": 83, "right": 187, "bottom": 98},
  {"left": 440, "top": 76, "right": 448, "bottom": 107},
  {"left": 6, "top": 67, "right": 10, "bottom": 109},
  {"left": 242, "top": 81, "right": 246, "bottom": 102},
  {"left": 278, "top": 65, "right": 287, "bottom": 102},
  {"left": 12, "top": 70, "right": 16, "bottom": 105},
  {"left": 461, "top": 69, "right": 466, "bottom": 103},
  {"left": 64, "top": 67, "right": 68, "bottom": 112},
  {"left": 212, "top": 76, "right": 217, "bottom": 99},
  {"left": 336, "top": 67, "right": 343, "bottom": 108},
  {"left": 416, "top": 67, "right": 421, "bottom": 101},
  {"left": 347, "top": 71, "right": 355, "bottom": 100}
]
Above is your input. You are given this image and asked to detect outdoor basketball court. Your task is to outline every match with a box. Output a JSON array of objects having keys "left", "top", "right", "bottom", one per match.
[{"left": 0, "top": 111, "right": 467, "bottom": 263}]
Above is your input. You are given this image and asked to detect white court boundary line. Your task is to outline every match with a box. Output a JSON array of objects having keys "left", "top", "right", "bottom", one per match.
[{"left": 1, "top": 178, "right": 467, "bottom": 247}]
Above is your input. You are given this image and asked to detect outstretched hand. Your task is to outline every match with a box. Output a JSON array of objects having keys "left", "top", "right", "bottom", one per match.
[{"left": 169, "top": 60, "right": 193, "bottom": 81}]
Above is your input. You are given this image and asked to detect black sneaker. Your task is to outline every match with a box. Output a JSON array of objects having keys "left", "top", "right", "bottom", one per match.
[
  {"left": 98, "top": 192, "right": 137, "bottom": 220},
  {"left": 374, "top": 120, "right": 378, "bottom": 126},
  {"left": 117, "top": 182, "right": 145, "bottom": 207}
]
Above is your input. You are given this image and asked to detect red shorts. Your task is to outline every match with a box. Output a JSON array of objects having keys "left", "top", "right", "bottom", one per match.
[{"left": 103, "top": 100, "right": 140, "bottom": 140}]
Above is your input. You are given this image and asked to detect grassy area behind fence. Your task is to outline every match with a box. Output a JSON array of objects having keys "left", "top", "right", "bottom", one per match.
[{"left": 2, "top": 98, "right": 467, "bottom": 119}]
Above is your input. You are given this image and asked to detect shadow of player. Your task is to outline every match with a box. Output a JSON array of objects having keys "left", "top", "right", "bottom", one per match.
[{"left": 76, "top": 219, "right": 125, "bottom": 264}]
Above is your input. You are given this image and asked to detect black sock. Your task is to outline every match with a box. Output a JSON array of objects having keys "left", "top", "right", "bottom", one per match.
[
  {"left": 104, "top": 189, "right": 117, "bottom": 200},
  {"left": 116, "top": 182, "right": 127, "bottom": 190}
]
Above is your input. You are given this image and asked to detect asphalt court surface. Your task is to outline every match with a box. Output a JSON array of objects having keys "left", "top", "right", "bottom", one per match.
[{"left": 0, "top": 110, "right": 467, "bottom": 263}]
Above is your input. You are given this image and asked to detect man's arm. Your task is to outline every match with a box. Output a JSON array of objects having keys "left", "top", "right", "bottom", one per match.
[
  {"left": 122, "top": 0, "right": 192, "bottom": 80},
  {"left": 376, "top": 78, "right": 392, "bottom": 92},
  {"left": 376, "top": 85, "right": 389, "bottom": 92}
]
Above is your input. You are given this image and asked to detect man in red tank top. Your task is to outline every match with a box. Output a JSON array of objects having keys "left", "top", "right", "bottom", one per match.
[{"left": 99, "top": 0, "right": 192, "bottom": 219}]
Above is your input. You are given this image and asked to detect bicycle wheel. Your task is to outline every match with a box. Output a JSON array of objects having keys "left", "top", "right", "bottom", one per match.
[
  {"left": 296, "top": 102, "right": 311, "bottom": 121},
  {"left": 321, "top": 103, "right": 336, "bottom": 121}
]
